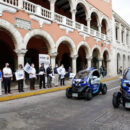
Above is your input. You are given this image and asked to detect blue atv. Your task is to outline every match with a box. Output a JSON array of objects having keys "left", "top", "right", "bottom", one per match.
[
  {"left": 113, "top": 68, "right": 130, "bottom": 109},
  {"left": 66, "top": 68, "right": 107, "bottom": 100}
]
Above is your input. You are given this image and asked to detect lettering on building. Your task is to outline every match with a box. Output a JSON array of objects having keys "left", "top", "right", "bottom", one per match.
[{"left": 15, "top": 17, "right": 31, "bottom": 30}]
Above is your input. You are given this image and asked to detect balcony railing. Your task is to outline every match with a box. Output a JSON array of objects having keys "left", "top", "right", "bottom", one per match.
[{"left": 0, "top": 0, "right": 111, "bottom": 42}]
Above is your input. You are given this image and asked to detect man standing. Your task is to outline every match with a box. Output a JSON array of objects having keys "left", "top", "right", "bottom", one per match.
[
  {"left": 47, "top": 64, "right": 53, "bottom": 88},
  {"left": 29, "top": 63, "right": 36, "bottom": 90},
  {"left": 3, "top": 63, "right": 13, "bottom": 94},
  {"left": 39, "top": 63, "right": 46, "bottom": 89},
  {"left": 60, "top": 64, "right": 66, "bottom": 86},
  {"left": 54, "top": 64, "right": 59, "bottom": 87}
]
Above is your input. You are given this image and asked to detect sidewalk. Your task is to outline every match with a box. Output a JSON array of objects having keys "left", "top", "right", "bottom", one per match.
[{"left": 0, "top": 76, "right": 120, "bottom": 102}]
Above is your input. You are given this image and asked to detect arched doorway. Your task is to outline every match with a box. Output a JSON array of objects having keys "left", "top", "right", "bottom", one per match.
[
  {"left": 0, "top": 28, "right": 17, "bottom": 71},
  {"left": 90, "top": 12, "right": 98, "bottom": 31},
  {"left": 92, "top": 48, "right": 100, "bottom": 69},
  {"left": 128, "top": 56, "right": 130, "bottom": 67},
  {"left": 55, "top": 0, "right": 71, "bottom": 19},
  {"left": 123, "top": 55, "right": 126, "bottom": 70},
  {"left": 102, "top": 51, "right": 109, "bottom": 75},
  {"left": 76, "top": 3, "right": 87, "bottom": 25},
  {"left": 117, "top": 53, "right": 121, "bottom": 74},
  {"left": 101, "top": 19, "right": 107, "bottom": 34},
  {"left": 25, "top": 35, "right": 49, "bottom": 72},
  {"left": 56, "top": 42, "right": 72, "bottom": 71},
  {"left": 28, "top": 0, "right": 50, "bottom": 10},
  {"left": 77, "top": 46, "right": 88, "bottom": 72}
]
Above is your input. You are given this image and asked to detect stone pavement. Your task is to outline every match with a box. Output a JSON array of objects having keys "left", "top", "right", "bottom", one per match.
[{"left": 0, "top": 76, "right": 120, "bottom": 102}]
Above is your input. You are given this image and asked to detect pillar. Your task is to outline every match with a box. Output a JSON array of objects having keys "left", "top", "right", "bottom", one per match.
[
  {"left": 119, "top": 23, "right": 122, "bottom": 43},
  {"left": 87, "top": 57, "right": 92, "bottom": 68},
  {"left": 50, "top": 52, "right": 57, "bottom": 69},
  {"left": 49, "top": 0, "right": 56, "bottom": 21},
  {"left": 107, "top": 59, "right": 111, "bottom": 76},
  {"left": 18, "top": 0, "right": 23, "bottom": 9},
  {"left": 87, "top": 17, "right": 91, "bottom": 34},
  {"left": 71, "top": 55, "right": 78, "bottom": 74},
  {"left": 124, "top": 28, "right": 126, "bottom": 45},
  {"left": 71, "top": 9, "right": 76, "bottom": 28},
  {"left": 99, "top": 58, "right": 103, "bottom": 68},
  {"left": 15, "top": 49, "right": 27, "bottom": 66}
]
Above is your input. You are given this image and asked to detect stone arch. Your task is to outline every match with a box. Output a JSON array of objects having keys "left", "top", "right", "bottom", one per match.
[
  {"left": 89, "top": 8, "right": 101, "bottom": 25},
  {"left": 24, "top": 29, "right": 56, "bottom": 53},
  {"left": 77, "top": 41, "right": 91, "bottom": 57},
  {"left": 0, "top": 19, "right": 23, "bottom": 49},
  {"left": 56, "top": 36, "right": 77, "bottom": 56},
  {"left": 91, "top": 45, "right": 101, "bottom": 58},
  {"left": 75, "top": 0, "right": 89, "bottom": 16},
  {"left": 101, "top": 48, "right": 109, "bottom": 59}
]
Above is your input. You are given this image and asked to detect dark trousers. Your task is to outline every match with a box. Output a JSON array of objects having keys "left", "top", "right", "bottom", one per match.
[
  {"left": 60, "top": 78, "right": 65, "bottom": 86},
  {"left": 30, "top": 78, "right": 35, "bottom": 90},
  {"left": 18, "top": 79, "right": 24, "bottom": 92},
  {"left": 4, "top": 78, "right": 11, "bottom": 93},
  {"left": 39, "top": 76, "right": 45, "bottom": 89},
  {"left": 47, "top": 76, "right": 52, "bottom": 88}
]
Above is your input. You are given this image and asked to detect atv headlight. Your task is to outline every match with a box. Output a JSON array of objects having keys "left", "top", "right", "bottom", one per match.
[
  {"left": 84, "top": 81, "right": 86, "bottom": 84},
  {"left": 123, "top": 83, "right": 127, "bottom": 87}
]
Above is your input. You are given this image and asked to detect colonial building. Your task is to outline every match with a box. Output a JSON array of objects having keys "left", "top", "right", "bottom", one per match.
[
  {"left": 0, "top": 0, "right": 117, "bottom": 76},
  {"left": 111, "top": 11, "right": 130, "bottom": 76}
]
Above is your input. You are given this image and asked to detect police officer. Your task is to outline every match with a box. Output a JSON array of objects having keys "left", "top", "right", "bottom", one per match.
[{"left": 39, "top": 63, "right": 46, "bottom": 89}]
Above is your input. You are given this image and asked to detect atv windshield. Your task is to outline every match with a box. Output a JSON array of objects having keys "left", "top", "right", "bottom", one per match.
[
  {"left": 124, "top": 69, "right": 130, "bottom": 80},
  {"left": 75, "top": 71, "right": 90, "bottom": 79}
]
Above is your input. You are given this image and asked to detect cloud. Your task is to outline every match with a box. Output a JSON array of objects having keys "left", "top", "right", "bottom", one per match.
[{"left": 112, "top": 0, "right": 130, "bottom": 25}]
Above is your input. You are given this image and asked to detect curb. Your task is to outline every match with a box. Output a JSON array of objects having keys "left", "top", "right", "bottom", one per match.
[{"left": 0, "top": 76, "right": 119, "bottom": 102}]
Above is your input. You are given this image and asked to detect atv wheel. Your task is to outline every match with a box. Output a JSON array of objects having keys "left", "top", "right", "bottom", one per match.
[
  {"left": 66, "top": 88, "right": 72, "bottom": 98},
  {"left": 112, "top": 92, "right": 121, "bottom": 108},
  {"left": 84, "top": 89, "right": 93, "bottom": 100},
  {"left": 101, "top": 84, "right": 107, "bottom": 95}
]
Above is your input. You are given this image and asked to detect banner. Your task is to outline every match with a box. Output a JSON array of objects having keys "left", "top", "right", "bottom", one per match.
[
  {"left": 57, "top": 66, "right": 63, "bottom": 75},
  {"left": 15, "top": 71, "right": 24, "bottom": 81},
  {"left": 39, "top": 54, "right": 50, "bottom": 70},
  {"left": 69, "top": 73, "right": 76, "bottom": 78},
  {"left": 24, "top": 63, "right": 32, "bottom": 74}
]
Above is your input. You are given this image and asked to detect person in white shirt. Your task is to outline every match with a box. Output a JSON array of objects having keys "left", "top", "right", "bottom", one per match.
[
  {"left": 3, "top": 63, "right": 13, "bottom": 94},
  {"left": 16, "top": 64, "right": 24, "bottom": 92},
  {"left": 29, "top": 63, "right": 36, "bottom": 90},
  {"left": 60, "top": 64, "right": 66, "bottom": 86}
]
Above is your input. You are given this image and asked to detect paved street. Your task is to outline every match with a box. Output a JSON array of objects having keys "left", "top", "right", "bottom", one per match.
[{"left": 0, "top": 79, "right": 130, "bottom": 130}]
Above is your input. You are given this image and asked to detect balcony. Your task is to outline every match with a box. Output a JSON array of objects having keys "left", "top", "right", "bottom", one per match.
[{"left": 0, "top": 0, "right": 111, "bottom": 43}]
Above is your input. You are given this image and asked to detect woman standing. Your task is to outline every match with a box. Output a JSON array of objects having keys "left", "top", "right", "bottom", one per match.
[{"left": 16, "top": 64, "right": 24, "bottom": 93}]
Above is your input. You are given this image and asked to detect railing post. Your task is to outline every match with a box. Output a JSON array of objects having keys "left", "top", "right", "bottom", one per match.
[
  {"left": 49, "top": 0, "right": 56, "bottom": 21},
  {"left": 18, "top": 0, "right": 23, "bottom": 9},
  {"left": 71, "top": 9, "right": 76, "bottom": 28},
  {"left": 36, "top": 5, "right": 41, "bottom": 16},
  {"left": 81, "top": 24, "right": 84, "bottom": 32},
  {"left": 63, "top": 16, "right": 66, "bottom": 25}
]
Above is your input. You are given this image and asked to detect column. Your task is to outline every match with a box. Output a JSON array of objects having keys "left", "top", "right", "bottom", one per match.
[
  {"left": 98, "top": 24, "right": 102, "bottom": 38},
  {"left": 49, "top": 0, "right": 56, "bottom": 21},
  {"left": 118, "top": 23, "right": 122, "bottom": 43},
  {"left": 86, "top": 17, "right": 91, "bottom": 34},
  {"left": 18, "top": 0, "right": 23, "bottom": 9},
  {"left": 99, "top": 58, "right": 103, "bottom": 68},
  {"left": 128, "top": 31, "right": 130, "bottom": 46},
  {"left": 112, "top": 16, "right": 116, "bottom": 43},
  {"left": 71, "top": 9, "right": 76, "bottom": 28},
  {"left": 124, "top": 28, "right": 127, "bottom": 45},
  {"left": 16, "top": 49, "right": 27, "bottom": 66},
  {"left": 87, "top": 57, "right": 92, "bottom": 68},
  {"left": 50, "top": 52, "right": 57, "bottom": 69},
  {"left": 71, "top": 55, "right": 78, "bottom": 74}
]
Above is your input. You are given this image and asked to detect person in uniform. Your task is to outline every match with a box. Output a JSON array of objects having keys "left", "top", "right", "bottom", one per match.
[
  {"left": 39, "top": 63, "right": 46, "bottom": 89},
  {"left": 3, "top": 63, "right": 13, "bottom": 94}
]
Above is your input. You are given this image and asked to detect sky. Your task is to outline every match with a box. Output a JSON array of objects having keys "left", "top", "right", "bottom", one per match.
[{"left": 112, "top": 0, "right": 130, "bottom": 25}]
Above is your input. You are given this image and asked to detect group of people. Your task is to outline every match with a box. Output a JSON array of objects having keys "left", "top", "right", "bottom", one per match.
[{"left": 0, "top": 62, "right": 71, "bottom": 95}]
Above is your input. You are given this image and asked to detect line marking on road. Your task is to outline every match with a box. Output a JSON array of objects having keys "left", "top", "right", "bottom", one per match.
[{"left": 108, "top": 86, "right": 120, "bottom": 92}]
